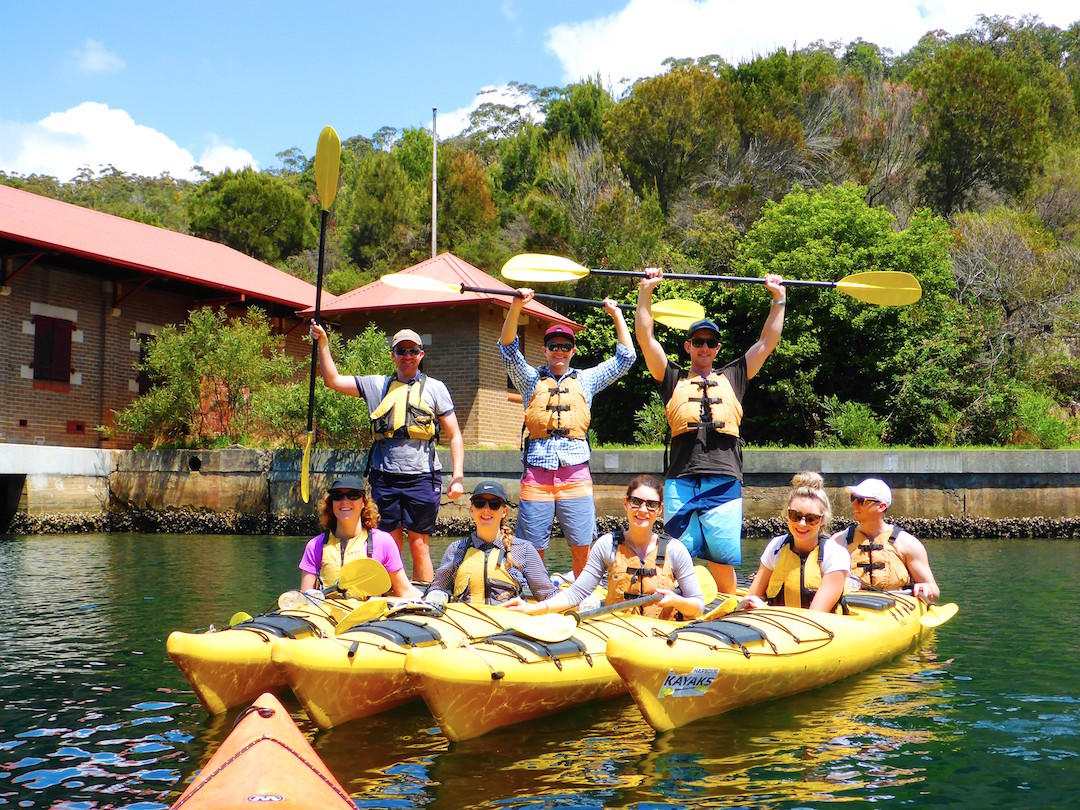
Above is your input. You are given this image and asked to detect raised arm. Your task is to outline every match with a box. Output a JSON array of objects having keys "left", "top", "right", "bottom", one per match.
[
  {"left": 499, "top": 289, "right": 531, "bottom": 346},
  {"left": 309, "top": 321, "right": 361, "bottom": 395},
  {"left": 743, "top": 274, "right": 786, "bottom": 380},
  {"left": 634, "top": 269, "right": 668, "bottom": 383}
]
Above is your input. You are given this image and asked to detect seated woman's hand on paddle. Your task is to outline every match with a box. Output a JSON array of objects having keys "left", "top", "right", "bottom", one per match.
[
  {"left": 297, "top": 476, "right": 422, "bottom": 600},
  {"left": 510, "top": 474, "right": 705, "bottom": 620}
]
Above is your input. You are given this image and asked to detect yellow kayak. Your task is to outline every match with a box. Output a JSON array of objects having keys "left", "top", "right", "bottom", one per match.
[
  {"left": 273, "top": 601, "right": 545, "bottom": 729},
  {"left": 606, "top": 592, "right": 957, "bottom": 732},
  {"left": 404, "top": 611, "right": 682, "bottom": 742},
  {"left": 167, "top": 597, "right": 356, "bottom": 715}
]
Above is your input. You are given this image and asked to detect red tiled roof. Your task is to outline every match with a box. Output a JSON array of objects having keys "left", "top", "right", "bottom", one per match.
[
  {"left": 305, "top": 252, "right": 581, "bottom": 329},
  {"left": 0, "top": 183, "right": 332, "bottom": 310}
]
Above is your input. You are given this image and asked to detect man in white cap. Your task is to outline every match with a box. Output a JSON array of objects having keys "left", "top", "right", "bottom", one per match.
[
  {"left": 310, "top": 323, "right": 464, "bottom": 582},
  {"left": 830, "top": 478, "right": 940, "bottom": 602}
]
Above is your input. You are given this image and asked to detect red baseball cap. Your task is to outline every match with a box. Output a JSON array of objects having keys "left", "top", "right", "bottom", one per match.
[{"left": 544, "top": 325, "right": 576, "bottom": 345}]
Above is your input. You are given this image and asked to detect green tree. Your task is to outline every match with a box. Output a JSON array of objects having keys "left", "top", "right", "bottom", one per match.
[
  {"left": 910, "top": 42, "right": 1052, "bottom": 215},
  {"left": 344, "top": 151, "right": 423, "bottom": 272},
  {"left": 113, "top": 308, "right": 295, "bottom": 447},
  {"left": 186, "top": 168, "right": 315, "bottom": 262},
  {"left": 542, "top": 77, "right": 613, "bottom": 146},
  {"left": 603, "top": 66, "right": 737, "bottom": 212}
]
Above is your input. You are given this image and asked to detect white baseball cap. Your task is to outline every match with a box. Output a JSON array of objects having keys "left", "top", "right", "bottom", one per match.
[{"left": 846, "top": 478, "right": 892, "bottom": 507}]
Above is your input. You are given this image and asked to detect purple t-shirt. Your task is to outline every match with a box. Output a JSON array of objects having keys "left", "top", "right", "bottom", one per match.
[{"left": 298, "top": 528, "right": 404, "bottom": 581}]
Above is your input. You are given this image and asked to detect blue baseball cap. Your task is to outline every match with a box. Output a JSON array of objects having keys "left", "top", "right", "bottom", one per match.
[{"left": 687, "top": 319, "right": 721, "bottom": 337}]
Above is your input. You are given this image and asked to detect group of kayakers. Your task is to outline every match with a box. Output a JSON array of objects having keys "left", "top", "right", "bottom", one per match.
[{"left": 303, "top": 267, "right": 940, "bottom": 615}]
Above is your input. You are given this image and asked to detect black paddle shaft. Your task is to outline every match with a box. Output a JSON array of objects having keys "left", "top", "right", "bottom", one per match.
[
  {"left": 305, "top": 209, "right": 329, "bottom": 431},
  {"left": 572, "top": 592, "right": 662, "bottom": 622},
  {"left": 460, "top": 284, "right": 630, "bottom": 311},
  {"left": 590, "top": 267, "right": 837, "bottom": 289}
]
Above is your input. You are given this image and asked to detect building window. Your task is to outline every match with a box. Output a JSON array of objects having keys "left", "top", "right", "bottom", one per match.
[
  {"left": 136, "top": 333, "right": 154, "bottom": 395},
  {"left": 33, "top": 315, "right": 73, "bottom": 383}
]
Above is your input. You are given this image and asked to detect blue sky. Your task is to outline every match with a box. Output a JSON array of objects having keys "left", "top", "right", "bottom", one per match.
[{"left": 2, "top": 1, "right": 1077, "bottom": 181}]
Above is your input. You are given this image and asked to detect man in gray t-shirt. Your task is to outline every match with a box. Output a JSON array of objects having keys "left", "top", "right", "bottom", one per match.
[{"left": 311, "top": 323, "right": 465, "bottom": 581}]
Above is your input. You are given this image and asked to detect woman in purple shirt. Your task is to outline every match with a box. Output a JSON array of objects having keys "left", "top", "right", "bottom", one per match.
[{"left": 299, "top": 476, "right": 422, "bottom": 599}]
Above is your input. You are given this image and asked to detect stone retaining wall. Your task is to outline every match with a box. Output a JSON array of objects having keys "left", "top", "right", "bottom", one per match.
[{"left": 4, "top": 443, "right": 1080, "bottom": 537}]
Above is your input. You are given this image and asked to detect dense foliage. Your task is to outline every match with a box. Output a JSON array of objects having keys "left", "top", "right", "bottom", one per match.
[{"left": 9, "top": 14, "right": 1080, "bottom": 448}]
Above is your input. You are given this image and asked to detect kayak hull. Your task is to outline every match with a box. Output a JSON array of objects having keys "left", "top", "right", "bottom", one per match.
[
  {"left": 607, "top": 592, "right": 941, "bottom": 731},
  {"left": 405, "top": 612, "right": 680, "bottom": 742},
  {"left": 273, "top": 602, "right": 526, "bottom": 729},
  {"left": 167, "top": 600, "right": 351, "bottom": 714},
  {"left": 170, "top": 692, "right": 352, "bottom": 808}
]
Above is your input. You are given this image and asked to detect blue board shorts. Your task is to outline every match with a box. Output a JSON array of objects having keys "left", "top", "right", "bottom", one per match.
[
  {"left": 368, "top": 469, "right": 442, "bottom": 535},
  {"left": 663, "top": 475, "right": 743, "bottom": 565}
]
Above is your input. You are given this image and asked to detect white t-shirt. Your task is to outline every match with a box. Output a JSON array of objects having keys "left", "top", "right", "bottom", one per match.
[{"left": 760, "top": 533, "right": 851, "bottom": 576}]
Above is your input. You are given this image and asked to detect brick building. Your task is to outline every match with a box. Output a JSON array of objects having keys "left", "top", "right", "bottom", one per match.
[
  {"left": 0, "top": 184, "right": 329, "bottom": 448},
  {"left": 307, "top": 253, "right": 581, "bottom": 448}
]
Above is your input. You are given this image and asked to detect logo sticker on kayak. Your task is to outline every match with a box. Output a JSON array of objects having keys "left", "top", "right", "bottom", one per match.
[{"left": 658, "top": 667, "right": 718, "bottom": 698}]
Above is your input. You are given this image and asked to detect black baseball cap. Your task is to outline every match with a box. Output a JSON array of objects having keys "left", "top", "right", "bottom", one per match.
[
  {"left": 687, "top": 318, "right": 721, "bottom": 337},
  {"left": 471, "top": 480, "right": 509, "bottom": 504},
  {"left": 328, "top": 475, "right": 366, "bottom": 493}
]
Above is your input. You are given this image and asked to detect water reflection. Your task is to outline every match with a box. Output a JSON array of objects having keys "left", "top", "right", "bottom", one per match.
[{"left": 1, "top": 535, "right": 1078, "bottom": 808}]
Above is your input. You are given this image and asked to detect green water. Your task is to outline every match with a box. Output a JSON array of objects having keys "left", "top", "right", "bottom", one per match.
[{"left": 0, "top": 533, "right": 1077, "bottom": 808}]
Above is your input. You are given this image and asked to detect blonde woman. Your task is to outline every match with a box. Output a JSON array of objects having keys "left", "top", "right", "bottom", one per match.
[
  {"left": 740, "top": 472, "right": 850, "bottom": 613},
  {"left": 298, "top": 476, "right": 421, "bottom": 599},
  {"left": 425, "top": 482, "right": 556, "bottom": 605}
]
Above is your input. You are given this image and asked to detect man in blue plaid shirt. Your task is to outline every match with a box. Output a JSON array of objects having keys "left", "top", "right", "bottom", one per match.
[{"left": 499, "top": 290, "right": 635, "bottom": 576}]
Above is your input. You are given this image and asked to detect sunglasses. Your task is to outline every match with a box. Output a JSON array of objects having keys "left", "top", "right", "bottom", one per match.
[
  {"left": 627, "top": 495, "right": 662, "bottom": 512},
  {"left": 690, "top": 337, "right": 720, "bottom": 348},
  {"left": 470, "top": 496, "right": 505, "bottom": 510},
  {"left": 394, "top": 347, "right": 422, "bottom": 357},
  {"left": 545, "top": 342, "right": 574, "bottom": 353},
  {"left": 850, "top": 496, "right": 879, "bottom": 506},
  {"left": 787, "top": 509, "right": 823, "bottom": 526},
  {"left": 330, "top": 490, "right": 365, "bottom": 502}
]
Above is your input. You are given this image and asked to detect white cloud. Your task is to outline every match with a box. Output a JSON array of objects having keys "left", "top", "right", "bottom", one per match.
[
  {"left": 547, "top": 0, "right": 1080, "bottom": 92},
  {"left": 0, "top": 102, "right": 256, "bottom": 181},
  {"left": 73, "top": 38, "right": 125, "bottom": 74},
  {"left": 436, "top": 84, "right": 544, "bottom": 139}
]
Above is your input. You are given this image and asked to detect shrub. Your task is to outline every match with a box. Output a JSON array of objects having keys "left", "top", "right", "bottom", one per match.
[{"left": 818, "top": 395, "right": 884, "bottom": 448}]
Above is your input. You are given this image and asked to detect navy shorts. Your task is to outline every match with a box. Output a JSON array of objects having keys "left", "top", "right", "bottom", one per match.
[{"left": 368, "top": 470, "right": 442, "bottom": 535}]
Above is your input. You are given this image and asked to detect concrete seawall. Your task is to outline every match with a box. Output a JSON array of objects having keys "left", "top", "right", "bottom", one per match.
[{"left": 4, "top": 443, "right": 1080, "bottom": 537}]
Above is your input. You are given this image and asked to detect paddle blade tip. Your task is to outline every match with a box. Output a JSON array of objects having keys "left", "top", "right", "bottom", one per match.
[{"left": 501, "top": 253, "right": 589, "bottom": 283}]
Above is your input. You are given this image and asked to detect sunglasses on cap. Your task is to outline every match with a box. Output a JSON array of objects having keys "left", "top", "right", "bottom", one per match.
[
  {"left": 627, "top": 495, "right": 661, "bottom": 512},
  {"left": 787, "top": 509, "right": 823, "bottom": 525},
  {"left": 850, "top": 495, "right": 879, "bottom": 506},
  {"left": 690, "top": 337, "right": 720, "bottom": 348},
  {"left": 470, "top": 496, "right": 505, "bottom": 510},
  {"left": 394, "top": 347, "right": 422, "bottom": 357},
  {"left": 330, "top": 489, "right": 365, "bottom": 502},
  {"left": 545, "top": 342, "right": 573, "bottom": 353}
]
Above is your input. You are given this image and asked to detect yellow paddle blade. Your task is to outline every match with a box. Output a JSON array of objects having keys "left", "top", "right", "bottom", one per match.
[
  {"left": 486, "top": 608, "right": 579, "bottom": 643},
  {"left": 339, "top": 558, "right": 393, "bottom": 599},
  {"left": 228, "top": 611, "right": 253, "bottom": 627},
  {"left": 836, "top": 271, "right": 922, "bottom": 306},
  {"left": 920, "top": 601, "right": 958, "bottom": 628},
  {"left": 335, "top": 598, "right": 391, "bottom": 634},
  {"left": 314, "top": 126, "right": 341, "bottom": 211},
  {"left": 652, "top": 299, "right": 705, "bottom": 331},
  {"left": 380, "top": 273, "right": 460, "bottom": 294},
  {"left": 693, "top": 564, "right": 719, "bottom": 604},
  {"left": 502, "top": 253, "right": 589, "bottom": 283},
  {"left": 300, "top": 431, "right": 313, "bottom": 503},
  {"left": 701, "top": 595, "right": 738, "bottom": 620}
]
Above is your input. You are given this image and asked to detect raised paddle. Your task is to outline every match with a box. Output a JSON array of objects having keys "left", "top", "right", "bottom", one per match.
[
  {"left": 301, "top": 126, "right": 341, "bottom": 504},
  {"left": 501, "top": 253, "right": 923, "bottom": 307},
  {"left": 379, "top": 271, "right": 705, "bottom": 331},
  {"left": 276, "top": 558, "right": 391, "bottom": 610}
]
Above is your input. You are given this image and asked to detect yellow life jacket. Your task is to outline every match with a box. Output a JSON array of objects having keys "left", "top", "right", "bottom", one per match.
[
  {"left": 451, "top": 538, "right": 523, "bottom": 605},
  {"left": 765, "top": 534, "right": 833, "bottom": 610},
  {"left": 316, "top": 531, "right": 373, "bottom": 590},
  {"left": 605, "top": 531, "right": 679, "bottom": 620},
  {"left": 523, "top": 370, "right": 590, "bottom": 441},
  {"left": 369, "top": 374, "right": 438, "bottom": 443},
  {"left": 845, "top": 524, "right": 911, "bottom": 591},
  {"left": 665, "top": 371, "right": 741, "bottom": 440}
]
